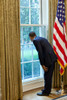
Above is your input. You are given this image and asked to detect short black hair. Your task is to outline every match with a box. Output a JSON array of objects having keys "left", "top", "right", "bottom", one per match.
[{"left": 29, "top": 32, "right": 36, "bottom": 37}]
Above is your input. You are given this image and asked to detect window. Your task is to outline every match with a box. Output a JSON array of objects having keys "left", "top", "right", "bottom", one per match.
[
  {"left": 20, "top": 0, "right": 41, "bottom": 24},
  {"left": 20, "top": 0, "right": 47, "bottom": 81}
]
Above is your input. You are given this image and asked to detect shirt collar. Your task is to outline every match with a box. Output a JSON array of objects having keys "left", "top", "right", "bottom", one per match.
[{"left": 33, "top": 36, "right": 37, "bottom": 40}]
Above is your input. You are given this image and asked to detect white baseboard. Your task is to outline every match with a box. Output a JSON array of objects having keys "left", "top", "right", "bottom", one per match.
[{"left": 22, "top": 78, "right": 44, "bottom": 92}]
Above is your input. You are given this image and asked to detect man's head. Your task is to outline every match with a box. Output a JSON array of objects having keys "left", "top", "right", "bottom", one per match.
[{"left": 29, "top": 32, "right": 36, "bottom": 41}]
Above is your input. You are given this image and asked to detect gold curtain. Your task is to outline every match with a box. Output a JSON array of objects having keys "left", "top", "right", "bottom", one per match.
[
  {"left": 0, "top": 0, "right": 23, "bottom": 100},
  {"left": 49, "top": 0, "right": 67, "bottom": 88}
]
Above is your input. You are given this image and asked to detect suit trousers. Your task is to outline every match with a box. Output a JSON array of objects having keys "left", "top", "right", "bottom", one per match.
[{"left": 42, "top": 61, "right": 55, "bottom": 94}]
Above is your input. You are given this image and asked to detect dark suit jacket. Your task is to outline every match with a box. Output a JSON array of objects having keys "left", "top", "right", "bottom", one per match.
[{"left": 33, "top": 37, "right": 57, "bottom": 67}]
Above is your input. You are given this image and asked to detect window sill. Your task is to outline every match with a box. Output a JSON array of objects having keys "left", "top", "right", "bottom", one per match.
[
  {"left": 20, "top": 24, "right": 45, "bottom": 26},
  {"left": 22, "top": 77, "right": 44, "bottom": 92}
]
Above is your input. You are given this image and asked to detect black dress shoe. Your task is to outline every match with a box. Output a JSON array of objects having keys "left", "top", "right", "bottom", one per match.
[{"left": 37, "top": 92, "right": 49, "bottom": 96}]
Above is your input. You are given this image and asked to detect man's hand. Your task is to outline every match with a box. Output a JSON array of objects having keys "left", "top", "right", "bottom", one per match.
[{"left": 42, "top": 65, "right": 48, "bottom": 72}]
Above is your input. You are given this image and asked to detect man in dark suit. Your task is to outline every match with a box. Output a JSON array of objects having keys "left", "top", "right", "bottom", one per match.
[{"left": 29, "top": 32, "right": 57, "bottom": 96}]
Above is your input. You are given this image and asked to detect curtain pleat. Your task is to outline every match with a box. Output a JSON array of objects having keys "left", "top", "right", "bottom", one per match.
[
  {"left": 49, "top": 0, "right": 67, "bottom": 88},
  {"left": 0, "top": 0, "right": 23, "bottom": 100}
]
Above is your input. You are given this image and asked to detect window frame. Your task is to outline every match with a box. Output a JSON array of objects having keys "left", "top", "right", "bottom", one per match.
[
  {"left": 20, "top": 0, "right": 49, "bottom": 92},
  {"left": 20, "top": 0, "right": 44, "bottom": 81}
]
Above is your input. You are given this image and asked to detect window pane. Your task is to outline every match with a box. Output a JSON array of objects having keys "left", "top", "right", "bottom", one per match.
[
  {"left": 30, "top": 0, "right": 39, "bottom": 8},
  {"left": 20, "top": 8, "right": 29, "bottom": 24},
  {"left": 21, "top": 64, "right": 23, "bottom": 80},
  {"left": 22, "top": 26, "right": 32, "bottom": 44},
  {"left": 21, "top": 26, "right": 47, "bottom": 45},
  {"left": 31, "top": 8, "right": 39, "bottom": 24},
  {"left": 33, "top": 26, "right": 39, "bottom": 36},
  {"left": 33, "top": 45, "right": 38, "bottom": 60},
  {"left": 24, "top": 63, "right": 32, "bottom": 79},
  {"left": 41, "top": 26, "right": 47, "bottom": 37},
  {"left": 20, "top": 0, "right": 29, "bottom": 7},
  {"left": 22, "top": 45, "right": 33, "bottom": 62},
  {"left": 33, "top": 61, "right": 40, "bottom": 77}
]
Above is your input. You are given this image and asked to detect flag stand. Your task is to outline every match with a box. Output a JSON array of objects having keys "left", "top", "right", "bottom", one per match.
[
  {"left": 61, "top": 76, "right": 65, "bottom": 94},
  {"left": 56, "top": 75, "right": 66, "bottom": 95}
]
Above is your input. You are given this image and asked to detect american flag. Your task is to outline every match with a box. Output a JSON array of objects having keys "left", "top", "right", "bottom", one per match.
[{"left": 53, "top": 0, "right": 67, "bottom": 75}]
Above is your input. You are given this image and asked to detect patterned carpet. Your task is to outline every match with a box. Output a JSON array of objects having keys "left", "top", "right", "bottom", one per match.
[{"left": 52, "top": 95, "right": 67, "bottom": 100}]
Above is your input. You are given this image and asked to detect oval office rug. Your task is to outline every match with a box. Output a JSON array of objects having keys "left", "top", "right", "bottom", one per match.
[{"left": 52, "top": 95, "right": 67, "bottom": 100}]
